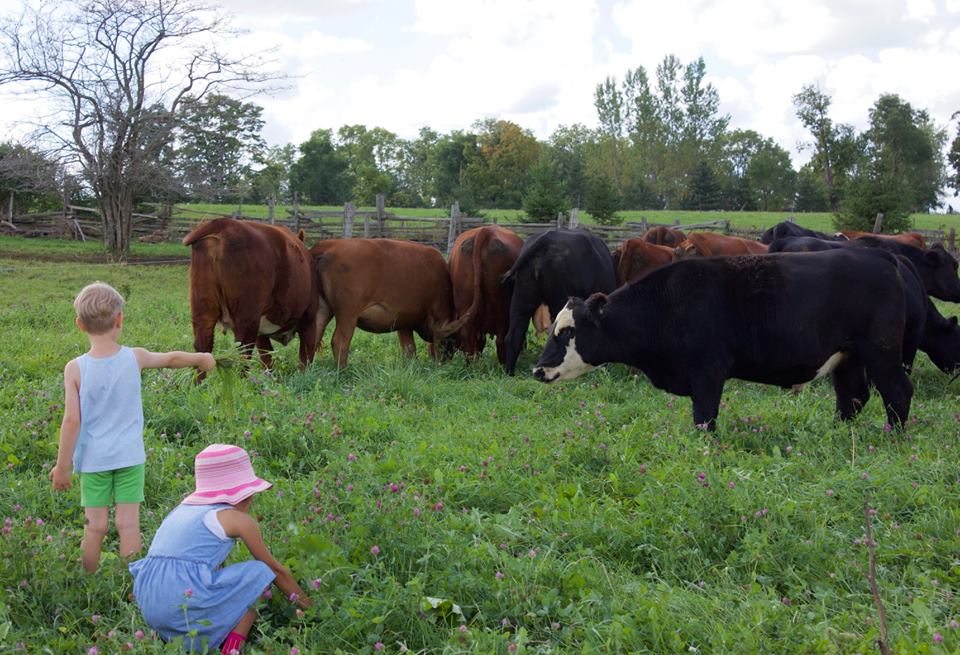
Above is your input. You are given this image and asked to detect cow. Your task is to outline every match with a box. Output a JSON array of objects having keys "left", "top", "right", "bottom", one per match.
[
  {"left": 841, "top": 230, "right": 926, "bottom": 249},
  {"left": 642, "top": 226, "right": 686, "bottom": 248},
  {"left": 309, "top": 238, "right": 468, "bottom": 368},
  {"left": 760, "top": 221, "right": 846, "bottom": 244},
  {"left": 895, "top": 255, "right": 960, "bottom": 375},
  {"left": 501, "top": 229, "right": 617, "bottom": 375},
  {"left": 183, "top": 218, "right": 319, "bottom": 371},
  {"left": 769, "top": 236, "right": 960, "bottom": 302},
  {"left": 532, "top": 249, "right": 913, "bottom": 430},
  {"left": 448, "top": 226, "right": 524, "bottom": 365},
  {"left": 612, "top": 238, "right": 676, "bottom": 285},
  {"left": 675, "top": 232, "right": 769, "bottom": 257}
]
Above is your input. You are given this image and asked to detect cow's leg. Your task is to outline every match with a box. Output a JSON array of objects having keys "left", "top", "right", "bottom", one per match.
[
  {"left": 503, "top": 290, "right": 539, "bottom": 375},
  {"left": 397, "top": 330, "right": 417, "bottom": 358},
  {"left": 690, "top": 376, "right": 724, "bottom": 431},
  {"left": 255, "top": 336, "right": 273, "bottom": 369},
  {"left": 831, "top": 359, "right": 869, "bottom": 421},
  {"left": 297, "top": 315, "right": 319, "bottom": 367},
  {"left": 863, "top": 356, "right": 913, "bottom": 428},
  {"left": 191, "top": 313, "right": 217, "bottom": 383},
  {"left": 233, "top": 321, "right": 261, "bottom": 363},
  {"left": 314, "top": 298, "right": 334, "bottom": 356},
  {"left": 331, "top": 317, "right": 357, "bottom": 369}
]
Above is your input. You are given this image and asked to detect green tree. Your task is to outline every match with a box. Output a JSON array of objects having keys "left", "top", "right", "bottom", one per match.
[
  {"left": 747, "top": 141, "right": 796, "bottom": 211},
  {"left": 429, "top": 131, "right": 479, "bottom": 210},
  {"left": 835, "top": 94, "right": 945, "bottom": 232},
  {"left": 249, "top": 144, "right": 295, "bottom": 205},
  {"left": 586, "top": 173, "right": 622, "bottom": 225},
  {"left": 175, "top": 94, "right": 266, "bottom": 202},
  {"left": 522, "top": 157, "right": 568, "bottom": 222},
  {"left": 683, "top": 161, "right": 723, "bottom": 210},
  {"left": 546, "top": 124, "right": 592, "bottom": 207},
  {"left": 948, "top": 113, "right": 960, "bottom": 193},
  {"left": 792, "top": 85, "right": 860, "bottom": 210},
  {"left": 0, "top": 142, "right": 61, "bottom": 214},
  {"left": 290, "top": 129, "right": 352, "bottom": 204},
  {"left": 336, "top": 125, "right": 404, "bottom": 205},
  {"left": 794, "top": 165, "right": 830, "bottom": 212},
  {"left": 464, "top": 119, "right": 540, "bottom": 208}
]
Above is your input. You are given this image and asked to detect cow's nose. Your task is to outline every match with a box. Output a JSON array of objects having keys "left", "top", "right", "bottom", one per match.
[{"left": 533, "top": 367, "right": 546, "bottom": 381}]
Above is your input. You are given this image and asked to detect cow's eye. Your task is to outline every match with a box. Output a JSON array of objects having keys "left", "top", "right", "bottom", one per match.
[{"left": 560, "top": 326, "right": 575, "bottom": 339}]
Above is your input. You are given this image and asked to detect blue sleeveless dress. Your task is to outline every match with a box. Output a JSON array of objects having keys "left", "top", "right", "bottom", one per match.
[{"left": 129, "top": 503, "right": 276, "bottom": 652}]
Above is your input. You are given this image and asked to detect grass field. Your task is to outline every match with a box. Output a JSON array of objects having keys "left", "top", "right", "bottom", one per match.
[{"left": 1, "top": 250, "right": 959, "bottom": 653}]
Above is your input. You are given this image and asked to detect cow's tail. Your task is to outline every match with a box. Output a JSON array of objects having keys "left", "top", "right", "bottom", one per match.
[
  {"left": 182, "top": 218, "right": 227, "bottom": 248},
  {"left": 461, "top": 227, "right": 494, "bottom": 326},
  {"left": 499, "top": 232, "right": 545, "bottom": 285}
]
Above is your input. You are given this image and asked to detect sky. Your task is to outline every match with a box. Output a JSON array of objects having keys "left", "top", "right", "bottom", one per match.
[{"left": 0, "top": 0, "right": 959, "bottom": 184}]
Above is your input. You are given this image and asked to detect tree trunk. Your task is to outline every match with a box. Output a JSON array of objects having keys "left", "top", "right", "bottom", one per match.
[{"left": 99, "top": 184, "right": 134, "bottom": 257}]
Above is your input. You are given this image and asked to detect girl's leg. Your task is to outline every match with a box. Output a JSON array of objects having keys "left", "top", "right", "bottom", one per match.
[
  {"left": 220, "top": 610, "right": 257, "bottom": 654},
  {"left": 115, "top": 503, "right": 142, "bottom": 559},
  {"left": 81, "top": 506, "right": 109, "bottom": 573}
]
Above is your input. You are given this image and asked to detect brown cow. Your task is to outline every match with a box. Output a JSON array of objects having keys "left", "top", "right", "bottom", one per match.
[
  {"left": 841, "top": 230, "right": 926, "bottom": 249},
  {"left": 675, "top": 233, "right": 769, "bottom": 257},
  {"left": 310, "top": 239, "right": 467, "bottom": 368},
  {"left": 448, "top": 226, "right": 523, "bottom": 365},
  {"left": 613, "top": 239, "right": 676, "bottom": 285},
  {"left": 183, "top": 218, "right": 319, "bottom": 370},
  {"left": 642, "top": 226, "right": 686, "bottom": 248}
]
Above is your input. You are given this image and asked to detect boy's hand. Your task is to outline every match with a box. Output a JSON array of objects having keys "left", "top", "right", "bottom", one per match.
[
  {"left": 49, "top": 464, "right": 72, "bottom": 491},
  {"left": 197, "top": 352, "right": 216, "bottom": 373}
]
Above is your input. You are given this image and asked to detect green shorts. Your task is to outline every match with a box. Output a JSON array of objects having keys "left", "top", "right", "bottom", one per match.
[{"left": 80, "top": 464, "right": 145, "bottom": 507}]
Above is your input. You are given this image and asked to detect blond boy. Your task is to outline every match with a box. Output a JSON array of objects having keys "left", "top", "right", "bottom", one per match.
[{"left": 51, "top": 282, "right": 215, "bottom": 572}]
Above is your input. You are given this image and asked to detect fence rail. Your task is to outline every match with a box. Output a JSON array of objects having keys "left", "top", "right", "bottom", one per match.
[{"left": 2, "top": 198, "right": 957, "bottom": 254}]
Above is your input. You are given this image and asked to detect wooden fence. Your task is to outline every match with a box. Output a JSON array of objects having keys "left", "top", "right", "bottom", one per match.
[{"left": 2, "top": 198, "right": 957, "bottom": 254}]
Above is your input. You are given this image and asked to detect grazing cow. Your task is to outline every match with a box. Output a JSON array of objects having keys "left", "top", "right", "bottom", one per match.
[
  {"left": 532, "top": 249, "right": 913, "bottom": 430},
  {"left": 770, "top": 236, "right": 960, "bottom": 302},
  {"left": 309, "top": 239, "right": 467, "bottom": 368},
  {"left": 675, "top": 233, "right": 769, "bottom": 257},
  {"left": 760, "top": 221, "right": 846, "bottom": 244},
  {"left": 448, "top": 226, "right": 524, "bottom": 365},
  {"left": 501, "top": 229, "right": 617, "bottom": 375},
  {"left": 895, "top": 255, "right": 960, "bottom": 374},
  {"left": 841, "top": 230, "right": 926, "bottom": 249},
  {"left": 183, "top": 218, "right": 319, "bottom": 370},
  {"left": 642, "top": 226, "right": 686, "bottom": 248},
  {"left": 612, "top": 238, "right": 676, "bottom": 285}
]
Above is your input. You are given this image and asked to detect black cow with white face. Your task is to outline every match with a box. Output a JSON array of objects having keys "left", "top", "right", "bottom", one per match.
[
  {"left": 533, "top": 249, "right": 913, "bottom": 430},
  {"left": 770, "top": 236, "right": 960, "bottom": 302},
  {"left": 501, "top": 228, "right": 617, "bottom": 375}
]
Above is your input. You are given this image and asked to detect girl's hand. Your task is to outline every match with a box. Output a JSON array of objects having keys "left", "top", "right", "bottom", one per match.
[
  {"left": 49, "top": 464, "right": 72, "bottom": 491},
  {"left": 197, "top": 353, "right": 216, "bottom": 372}
]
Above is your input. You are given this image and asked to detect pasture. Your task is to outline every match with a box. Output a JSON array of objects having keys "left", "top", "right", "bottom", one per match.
[{"left": 1, "top": 242, "right": 959, "bottom": 653}]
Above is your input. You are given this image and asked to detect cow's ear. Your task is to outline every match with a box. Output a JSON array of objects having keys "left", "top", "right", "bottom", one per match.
[{"left": 585, "top": 293, "right": 607, "bottom": 324}]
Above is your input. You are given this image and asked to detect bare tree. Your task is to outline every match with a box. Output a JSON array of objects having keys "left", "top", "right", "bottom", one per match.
[{"left": 0, "top": 0, "right": 280, "bottom": 255}]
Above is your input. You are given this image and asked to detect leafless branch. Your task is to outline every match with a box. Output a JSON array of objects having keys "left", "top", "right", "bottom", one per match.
[{"left": 863, "top": 495, "right": 892, "bottom": 655}]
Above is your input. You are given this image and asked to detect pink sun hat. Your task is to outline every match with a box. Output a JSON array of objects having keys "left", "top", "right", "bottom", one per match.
[{"left": 182, "top": 444, "right": 272, "bottom": 505}]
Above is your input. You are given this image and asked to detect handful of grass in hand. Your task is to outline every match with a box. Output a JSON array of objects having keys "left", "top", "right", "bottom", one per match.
[{"left": 213, "top": 348, "right": 252, "bottom": 417}]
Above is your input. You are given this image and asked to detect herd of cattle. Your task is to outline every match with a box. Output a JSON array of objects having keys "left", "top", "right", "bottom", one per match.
[{"left": 182, "top": 217, "right": 960, "bottom": 430}]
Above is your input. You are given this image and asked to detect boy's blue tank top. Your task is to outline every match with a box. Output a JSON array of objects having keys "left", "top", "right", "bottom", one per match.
[{"left": 74, "top": 346, "right": 145, "bottom": 473}]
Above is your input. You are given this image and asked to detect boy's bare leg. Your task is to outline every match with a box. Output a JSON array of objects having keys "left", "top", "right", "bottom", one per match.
[
  {"left": 115, "top": 503, "right": 142, "bottom": 559},
  {"left": 81, "top": 506, "right": 109, "bottom": 572}
]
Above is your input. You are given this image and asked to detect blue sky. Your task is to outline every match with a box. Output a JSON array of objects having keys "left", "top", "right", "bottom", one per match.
[{"left": 1, "top": 0, "right": 959, "bottom": 187}]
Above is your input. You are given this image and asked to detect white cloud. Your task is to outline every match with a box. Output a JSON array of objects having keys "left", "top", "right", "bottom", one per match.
[
  {"left": 293, "top": 32, "right": 373, "bottom": 58},
  {"left": 906, "top": 0, "right": 937, "bottom": 20}
]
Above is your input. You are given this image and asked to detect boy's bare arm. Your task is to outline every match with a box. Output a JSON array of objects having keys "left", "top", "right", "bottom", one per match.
[
  {"left": 50, "top": 360, "right": 81, "bottom": 491},
  {"left": 219, "top": 509, "right": 313, "bottom": 608},
  {"left": 132, "top": 348, "right": 215, "bottom": 372}
]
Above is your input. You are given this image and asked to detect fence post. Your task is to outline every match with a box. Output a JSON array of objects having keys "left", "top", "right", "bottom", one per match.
[
  {"left": 292, "top": 193, "right": 300, "bottom": 233},
  {"left": 949, "top": 227, "right": 956, "bottom": 253},
  {"left": 344, "top": 203, "right": 355, "bottom": 239},
  {"left": 267, "top": 197, "right": 276, "bottom": 224},
  {"left": 873, "top": 212, "right": 884, "bottom": 233},
  {"left": 641, "top": 216, "right": 647, "bottom": 232},
  {"left": 674, "top": 218, "right": 680, "bottom": 227},
  {"left": 363, "top": 213, "right": 371, "bottom": 238},
  {"left": 557, "top": 211, "right": 564, "bottom": 229},
  {"left": 446, "top": 202, "right": 460, "bottom": 256},
  {"left": 375, "top": 193, "right": 385, "bottom": 237},
  {"left": 570, "top": 207, "right": 580, "bottom": 228}
]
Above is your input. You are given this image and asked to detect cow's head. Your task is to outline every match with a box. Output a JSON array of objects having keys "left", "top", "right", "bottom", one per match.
[
  {"left": 925, "top": 315, "right": 960, "bottom": 374},
  {"left": 674, "top": 239, "right": 701, "bottom": 259},
  {"left": 532, "top": 294, "right": 606, "bottom": 383},
  {"left": 925, "top": 244, "right": 960, "bottom": 302}
]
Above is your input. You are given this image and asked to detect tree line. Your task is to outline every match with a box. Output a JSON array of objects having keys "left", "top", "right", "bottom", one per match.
[{"left": 0, "top": 2, "right": 957, "bottom": 253}]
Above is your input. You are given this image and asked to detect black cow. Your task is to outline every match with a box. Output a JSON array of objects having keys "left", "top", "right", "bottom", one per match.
[
  {"left": 897, "top": 256, "right": 960, "bottom": 374},
  {"left": 769, "top": 236, "right": 960, "bottom": 302},
  {"left": 532, "top": 249, "right": 913, "bottom": 430},
  {"left": 501, "top": 229, "right": 617, "bottom": 375},
  {"left": 760, "top": 221, "right": 846, "bottom": 244}
]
